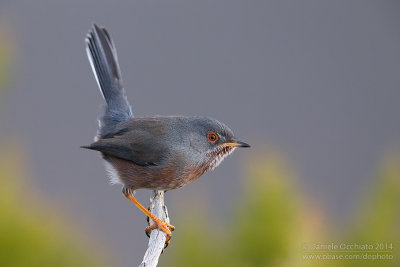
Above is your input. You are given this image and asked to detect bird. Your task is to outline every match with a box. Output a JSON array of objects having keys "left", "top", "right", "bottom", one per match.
[{"left": 82, "top": 24, "right": 250, "bottom": 244}]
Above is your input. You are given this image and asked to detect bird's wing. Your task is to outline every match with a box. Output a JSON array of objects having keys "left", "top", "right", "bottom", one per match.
[{"left": 82, "top": 128, "right": 168, "bottom": 167}]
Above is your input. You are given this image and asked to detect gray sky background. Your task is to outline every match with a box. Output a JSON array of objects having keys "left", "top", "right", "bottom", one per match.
[{"left": 1, "top": 0, "right": 400, "bottom": 265}]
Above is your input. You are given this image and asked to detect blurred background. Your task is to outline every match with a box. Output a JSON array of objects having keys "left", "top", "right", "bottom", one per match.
[{"left": 0, "top": 1, "right": 399, "bottom": 266}]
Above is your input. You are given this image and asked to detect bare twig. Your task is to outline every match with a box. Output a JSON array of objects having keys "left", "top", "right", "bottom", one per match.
[{"left": 139, "top": 190, "right": 170, "bottom": 267}]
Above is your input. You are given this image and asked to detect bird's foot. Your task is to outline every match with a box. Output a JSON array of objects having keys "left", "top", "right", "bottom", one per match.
[{"left": 145, "top": 219, "right": 175, "bottom": 247}]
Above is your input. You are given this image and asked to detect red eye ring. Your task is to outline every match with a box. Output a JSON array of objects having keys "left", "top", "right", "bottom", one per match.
[{"left": 207, "top": 132, "right": 219, "bottom": 143}]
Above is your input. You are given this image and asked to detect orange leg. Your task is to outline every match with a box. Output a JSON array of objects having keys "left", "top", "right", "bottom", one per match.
[{"left": 122, "top": 188, "right": 175, "bottom": 244}]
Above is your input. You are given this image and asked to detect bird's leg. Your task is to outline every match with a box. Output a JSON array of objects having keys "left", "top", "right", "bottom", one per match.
[{"left": 122, "top": 188, "right": 175, "bottom": 243}]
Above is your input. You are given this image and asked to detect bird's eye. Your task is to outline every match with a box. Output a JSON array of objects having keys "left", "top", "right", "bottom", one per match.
[{"left": 207, "top": 132, "right": 219, "bottom": 143}]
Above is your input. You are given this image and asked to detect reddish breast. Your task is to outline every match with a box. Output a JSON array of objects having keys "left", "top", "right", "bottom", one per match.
[{"left": 106, "top": 156, "right": 181, "bottom": 190}]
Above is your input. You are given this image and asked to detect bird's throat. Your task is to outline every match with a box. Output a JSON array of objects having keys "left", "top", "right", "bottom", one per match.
[{"left": 206, "top": 145, "right": 236, "bottom": 171}]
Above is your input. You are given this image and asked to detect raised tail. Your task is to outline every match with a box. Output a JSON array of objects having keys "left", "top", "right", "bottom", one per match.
[{"left": 85, "top": 24, "right": 133, "bottom": 138}]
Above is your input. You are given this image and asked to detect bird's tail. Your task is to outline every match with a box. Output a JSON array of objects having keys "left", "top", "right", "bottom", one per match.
[{"left": 85, "top": 24, "right": 133, "bottom": 138}]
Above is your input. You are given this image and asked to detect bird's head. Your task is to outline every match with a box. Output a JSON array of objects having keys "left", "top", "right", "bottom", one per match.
[{"left": 180, "top": 117, "right": 250, "bottom": 172}]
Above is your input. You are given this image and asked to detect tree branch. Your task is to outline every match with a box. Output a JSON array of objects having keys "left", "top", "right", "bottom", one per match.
[{"left": 139, "top": 190, "right": 170, "bottom": 267}]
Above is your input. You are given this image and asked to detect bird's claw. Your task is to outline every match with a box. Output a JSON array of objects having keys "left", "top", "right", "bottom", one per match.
[{"left": 145, "top": 220, "right": 175, "bottom": 248}]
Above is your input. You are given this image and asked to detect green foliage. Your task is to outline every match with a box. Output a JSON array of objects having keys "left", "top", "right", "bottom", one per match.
[
  {"left": 339, "top": 156, "right": 400, "bottom": 267},
  {"left": 165, "top": 155, "right": 306, "bottom": 267},
  {"left": 353, "top": 156, "right": 400, "bottom": 240},
  {"left": 0, "top": 26, "right": 107, "bottom": 266},
  {"left": 231, "top": 157, "right": 300, "bottom": 266},
  {"left": 0, "top": 150, "right": 107, "bottom": 267},
  {"left": 164, "top": 154, "right": 399, "bottom": 267}
]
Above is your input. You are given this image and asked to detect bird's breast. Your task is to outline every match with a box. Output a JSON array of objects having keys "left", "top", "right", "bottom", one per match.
[{"left": 104, "top": 155, "right": 205, "bottom": 191}]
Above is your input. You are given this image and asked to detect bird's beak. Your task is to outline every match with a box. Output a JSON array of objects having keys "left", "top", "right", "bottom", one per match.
[{"left": 222, "top": 140, "right": 251, "bottom": 148}]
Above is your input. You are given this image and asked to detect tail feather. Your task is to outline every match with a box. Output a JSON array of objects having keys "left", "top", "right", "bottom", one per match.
[{"left": 85, "top": 24, "right": 133, "bottom": 138}]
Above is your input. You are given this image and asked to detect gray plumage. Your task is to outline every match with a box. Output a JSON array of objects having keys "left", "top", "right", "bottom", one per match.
[
  {"left": 83, "top": 24, "right": 249, "bottom": 191},
  {"left": 85, "top": 24, "right": 132, "bottom": 138}
]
